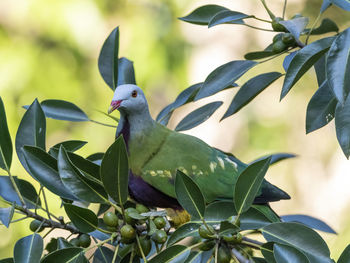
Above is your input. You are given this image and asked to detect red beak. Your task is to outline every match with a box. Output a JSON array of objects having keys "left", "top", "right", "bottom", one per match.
[{"left": 108, "top": 100, "right": 122, "bottom": 114}]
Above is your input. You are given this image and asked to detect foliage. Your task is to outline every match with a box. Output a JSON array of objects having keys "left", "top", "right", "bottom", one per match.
[{"left": 0, "top": 0, "right": 349, "bottom": 262}]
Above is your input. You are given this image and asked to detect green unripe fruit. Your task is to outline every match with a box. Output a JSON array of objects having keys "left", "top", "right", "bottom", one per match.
[
  {"left": 272, "top": 40, "right": 288, "bottom": 53},
  {"left": 70, "top": 237, "right": 80, "bottom": 247},
  {"left": 153, "top": 217, "right": 166, "bottom": 229},
  {"left": 152, "top": 230, "right": 167, "bottom": 244},
  {"left": 29, "top": 220, "right": 44, "bottom": 232},
  {"left": 282, "top": 33, "right": 295, "bottom": 45},
  {"left": 103, "top": 212, "right": 119, "bottom": 227},
  {"left": 198, "top": 225, "right": 215, "bottom": 239},
  {"left": 78, "top": 234, "right": 91, "bottom": 248},
  {"left": 217, "top": 246, "right": 231, "bottom": 263},
  {"left": 124, "top": 207, "right": 138, "bottom": 225},
  {"left": 272, "top": 17, "right": 287, "bottom": 32},
  {"left": 136, "top": 204, "right": 149, "bottom": 214},
  {"left": 273, "top": 33, "right": 284, "bottom": 43},
  {"left": 136, "top": 236, "right": 152, "bottom": 257},
  {"left": 121, "top": 237, "right": 135, "bottom": 244},
  {"left": 223, "top": 232, "right": 243, "bottom": 244},
  {"left": 227, "top": 216, "right": 240, "bottom": 227},
  {"left": 198, "top": 240, "right": 216, "bottom": 251},
  {"left": 121, "top": 224, "right": 136, "bottom": 240},
  {"left": 292, "top": 13, "right": 303, "bottom": 19}
]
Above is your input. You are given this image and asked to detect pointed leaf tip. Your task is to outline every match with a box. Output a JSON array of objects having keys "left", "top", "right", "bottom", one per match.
[{"left": 0, "top": 97, "right": 13, "bottom": 171}]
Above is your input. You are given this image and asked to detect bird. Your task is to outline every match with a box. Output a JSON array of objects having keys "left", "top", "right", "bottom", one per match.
[{"left": 108, "top": 84, "right": 290, "bottom": 221}]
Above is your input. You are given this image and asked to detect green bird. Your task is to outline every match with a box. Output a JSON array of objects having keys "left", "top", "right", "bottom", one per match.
[{"left": 108, "top": 84, "right": 290, "bottom": 218}]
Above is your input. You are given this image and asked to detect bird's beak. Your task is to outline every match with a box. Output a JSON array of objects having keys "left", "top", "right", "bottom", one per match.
[{"left": 108, "top": 100, "right": 122, "bottom": 114}]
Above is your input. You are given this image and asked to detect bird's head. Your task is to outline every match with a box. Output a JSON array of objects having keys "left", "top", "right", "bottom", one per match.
[{"left": 108, "top": 84, "right": 148, "bottom": 115}]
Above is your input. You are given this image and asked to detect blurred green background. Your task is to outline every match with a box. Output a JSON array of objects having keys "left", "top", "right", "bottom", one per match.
[{"left": 1, "top": 0, "right": 349, "bottom": 260}]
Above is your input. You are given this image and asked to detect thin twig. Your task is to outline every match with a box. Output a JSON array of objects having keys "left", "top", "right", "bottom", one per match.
[
  {"left": 244, "top": 24, "right": 275, "bottom": 32},
  {"left": 41, "top": 188, "right": 51, "bottom": 220},
  {"left": 89, "top": 119, "right": 117, "bottom": 128},
  {"left": 112, "top": 244, "right": 120, "bottom": 263},
  {"left": 305, "top": 12, "right": 322, "bottom": 44},
  {"left": 282, "top": 0, "right": 287, "bottom": 19}
]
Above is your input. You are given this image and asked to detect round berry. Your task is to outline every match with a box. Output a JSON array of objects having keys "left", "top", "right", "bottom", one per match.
[
  {"left": 272, "top": 17, "right": 287, "bottom": 32},
  {"left": 120, "top": 224, "right": 136, "bottom": 240},
  {"left": 198, "top": 240, "right": 216, "bottom": 251},
  {"left": 223, "top": 232, "right": 242, "bottom": 244},
  {"left": 70, "top": 237, "right": 80, "bottom": 247},
  {"left": 282, "top": 33, "right": 295, "bottom": 45},
  {"left": 272, "top": 40, "right": 288, "bottom": 53},
  {"left": 136, "top": 204, "right": 149, "bottom": 214},
  {"left": 153, "top": 217, "right": 166, "bottom": 229},
  {"left": 29, "top": 220, "right": 44, "bottom": 233},
  {"left": 152, "top": 230, "right": 167, "bottom": 244},
  {"left": 103, "top": 212, "right": 119, "bottom": 227},
  {"left": 273, "top": 33, "right": 284, "bottom": 43},
  {"left": 198, "top": 225, "right": 215, "bottom": 239},
  {"left": 78, "top": 234, "right": 91, "bottom": 248},
  {"left": 124, "top": 208, "right": 138, "bottom": 225}
]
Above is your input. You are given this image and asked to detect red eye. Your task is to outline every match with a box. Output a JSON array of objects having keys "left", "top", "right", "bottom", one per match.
[{"left": 131, "top": 90, "right": 137, "bottom": 98}]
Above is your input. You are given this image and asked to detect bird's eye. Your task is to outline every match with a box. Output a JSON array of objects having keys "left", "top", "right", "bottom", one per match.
[{"left": 131, "top": 90, "right": 137, "bottom": 98}]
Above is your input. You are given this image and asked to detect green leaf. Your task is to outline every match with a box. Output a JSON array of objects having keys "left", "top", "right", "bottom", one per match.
[
  {"left": 222, "top": 72, "right": 282, "bottom": 120},
  {"left": 203, "top": 201, "right": 236, "bottom": 224},
  {"left": 281, "top": 214, "right": 336, "bottom": 234},
  {"left": 179, "top": 5, "right": 229, "bottom": 25},
  {"left": 13, "top": 234, "right": 43, "bottom": 263},
  {"left": 167, "top": 223, "right": 201, "bottom": 247},
  {"left": 0, "top": 204, "right": 14, "bottom": 228},
  {"left": 208, "top": 10, "right": 248, "bottom": 28},
  {"left": 307, "top": 18, "right": 339, "bottom": 35},
  {"left": 58, "top": 146, "right": 108, "bottom": 203},
  {"left": 332, "top": 0, "right": 350, "bottom": 11},
  {"left": 274, "top": 244, "right": 310, "bottom": 263},
  {"left": 49, "top": 140, "right": 87, "bottom": 158},
  {"left": 234, "top": 157, "right": 271, "bottom": 215},
  {"left": 250, "top": 153, "right": 296, "bottom": 166},
  {"left": 93, "top": 247, "right": 118, "bottom": 263},
  {"left": 261, "top": 242, "right": 276, "bottom": 263},
  {"left": 22, "top": 146, "right": 78, "bottom": 200},
  {"left": 57, "top": 237, "right": 73, "bottom": 249},
  {"left": 100, "top": 136, "right": 129, "bottom": 205},
  {"left": 252, "top": 258, "right": 267, "bottom": 263},
  {"left": 283, "top": 51, "right": 297, "bottom": 71},
  {"left": 39, "top": 100, "right": 89, "bottom": 122},
  {"left": 240, "top": 206, "right": 273, "bottom": 230},
  {"left": 261, "top": 222, "right": 332, "bottom": 263},
  {"left": 326, "top": 27, "right": 350, "bottom": 104},
  {"left": 306, "top": 81, "right": 337, "bottom": 133},
  {"left": 68, "top": 152, "right": 102, "bottom": 183},
  {"left": 64, "top": 203, "right": 98, "bottom": 233},
  {"left": 0, "top": 176, "right": 40, "bottom": 209},
  {"left": 195, "top": 60, "right": 257, "bottom": 100},
  {"left": 338, "top": 244, "right": 350, "bottom": 263},
  {"left": 175, "top": 101, "right": 223, "bottom": 131},
  {"left": 156, "top": 83, "right": 202, "bottom": 126},
  {"left": 175, "top": 170, "right": 206, "bottom": 220},
  {"left": 281, "top": 37, "right": 335, "bottom": 100},
  {"left": 98, "top": 26, "right": 119, "bottom": 90},
  {"left": 15, "top": 99, "right": 46, "bottom": 172},
  {"left": 149, "top": 245, "right": 191, "bottom": 263},
  {"left": 87, "top": 152, "right": 104, "bottom": 165},
  {"left": 0, "top": 98, "right": 12, "bottom": 171},
  {"left": 244, "top": 51, "right": 275, "bottom": 60},
  {"left": 184, "top": 251, "right": 207, "bottom": 263},
  {"left": 41, "top": 248, "right": 84, "bottom": 263},
  {"left": 117, "top": 57, "right": 136, "bottom": 86},
  {"left": 320, "top": 0, "right": 332, "bottom": 13},
  {"left": 279, "top": 17, "right": 309, "bottom": 40},
  {"left": 0, "top": 258, "right": 13, "bottom": 263},
  {"left": 335, "top": 94, "right": 350, "bottom": 158}
]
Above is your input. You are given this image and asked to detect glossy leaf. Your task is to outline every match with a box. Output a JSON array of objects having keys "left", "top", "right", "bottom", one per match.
[
  {"left": 320, "top": 0, "right": 332, "bottom": 13},
  {"left": 240, "top": 206, "right": 274, "bottom": 230},
  {"left": 338, "top": 245, "right": 350, "bottom": 263},
  {"left": 15, "top": 99, "right": 46, "bottom": 172},
  {"left": 332, "top": 0, "right": 350, "bottom": 11},
  {"left": 261, "top": 242, "right": 276, "bottom": 263},
  {"left": 281, "top": 214, "right": 336, "bottom": 234},
  {"left": 87, "top": 152, "right": 104, "bottom": 165},
  {"left": 179, "top": 5, "right": 229, "bottom": 25},
  {"left": 250, "top": 153, "right": 296, "bottom": 166},
  {"left": 208, "top": 10, "right": 248, "bottom": 28},
  {"left": 0, "top": 176, "right": 40, "bottom": 209},
  {"left": 175, "top": 101, "right": 223, "bottom": 131},
  {"left": 38, "top": 100, "right": 89, "bottom": 122},
  {"left": 222, "top": 72, "right": 282, "bottom": 120},
  {"left": 335, "top": 94, "right": 350, "bottom": 158},
  {"left": 58, "top": 146, "right": 108, "bottom": 203},
  {"left": 98, "top": 26, "right": 119, "bottom": 90},
  {"left": 100, "top": 136, "right": 129, "bottom": 205},
  {"left": 175, "top": 170, "right": 205, "bottom": 220},
  {"left": 64, "top": 203, "right": 98, "bottom": 233},
  {"left": 184, "top": 251, "right": 206, "bottom": 263},
  {"left": 41, "top": 248, "right": 84, "bottom": 263},
  {"left": 0, "top": 204, "right": 14, "bottom": 228},
  {"left": 314, "top": 55, "right": 327, "bottom": 86},
  {"left": 68, "top": 152, "right": 102, "bottom": 183},
  {"left": 279, "top": 17, "right": 309, "bottom": 40},
  {"left": 283, "top": 51, "right": 297, "bottom": 72},
  {"left": 195, "top": 60, "right": 257, "bottom": 100},
  {"left": 274, "top": 244, "right": 309, "bottom": 263},
  {"left": 117, "top": 57, "right": 136, "bottom": 86},
  {"left": 326, "top": 27, "right": 350, "bottom": 104},
  {"left": 49, "top": 140, "right": 87, "bottom": 158},
  {"left": 149, "top": 245, "right": 191, "bottom": 263},
  {"left": 0, "top": 259, "right": 13, "bottom": 263},
  {"left": 281, "top": 37, "right": 334, "bottom": 100},
  {"left": 262, "top": 222, "right": 332, "bottom": 263},
  {"left": 156, "top": 83, "right": 202, "bottom": 125},
  {"left": 93, "top": 247, "right": 118, "bottom": 263},
  {"left": 57, "top": 237, "right": 74, "bottom": 249},
  {"left": 14, "top": 234, "right": 43, "bottom": 263},
  {"left": 22, "top": 146, "right": 78, "bottom": 200},
  {"left": 203, "top": 201, "right": 236, "bottom": 224},
  {"left": 244, "top": 51, "right": 275, "bottom": 60},
  {"left": 234, "top": 157, "right": 271, "bottom": 214},
  {"left": 167, "top": 223, "right": 200, "bottom": 247},
  {"left": 0, "top": 98, "right": 12, "bottom": 171},
  {"left": 308, "top": 18, "right": 339, "bottom": 35},
  {"left": 252, "top": 258, "right": 267, "bottom": 263},
  {"left": 306, "top": 80, "right": 337, "bottom": 133}
]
